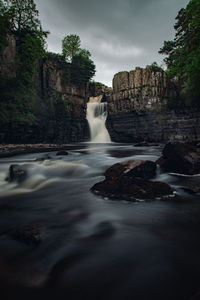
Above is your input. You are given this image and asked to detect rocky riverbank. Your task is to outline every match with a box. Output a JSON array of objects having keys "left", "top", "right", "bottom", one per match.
[{"left": 0, "top": 144, "right": 83, "bottom": 158}]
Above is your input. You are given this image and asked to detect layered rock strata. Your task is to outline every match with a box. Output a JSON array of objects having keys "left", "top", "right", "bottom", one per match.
[
  {"left": 109, "top": 66, "right": 178, "bottom": 113},
  {"left": 107, "top": 109, "right": 200, "bottom": 143},
  {"left": 106, "top": 67, "right": 200, "bottom": 143}
]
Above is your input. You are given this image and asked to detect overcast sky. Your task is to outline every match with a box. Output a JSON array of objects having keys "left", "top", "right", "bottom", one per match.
[{"left": 34, "top": 0, "right": 188, "bottom": 87}]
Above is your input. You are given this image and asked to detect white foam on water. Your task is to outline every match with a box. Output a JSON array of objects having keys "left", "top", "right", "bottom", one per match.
[{"left": 86, "top": 100, "right": 111, "bottom": 143}]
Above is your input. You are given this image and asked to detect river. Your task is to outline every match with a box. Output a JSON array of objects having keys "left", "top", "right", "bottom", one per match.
[{"left": 0, "top": 143, "right": 200, "bottom": 300}]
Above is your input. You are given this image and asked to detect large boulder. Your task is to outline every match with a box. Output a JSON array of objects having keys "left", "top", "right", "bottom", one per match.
[
  {"left": 91, "top": 159, "right": 173, "bottom": 201},
  {"left": 157, "top": 142, "right": 200, "bottom": 175},
  {"left": 105, "top": 159, "right": 157, "bottom": 180}
]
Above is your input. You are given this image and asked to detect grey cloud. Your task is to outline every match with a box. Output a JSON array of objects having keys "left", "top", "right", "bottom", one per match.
[{"left": 35, "top": 0, "right": 188, "bottom": 86}]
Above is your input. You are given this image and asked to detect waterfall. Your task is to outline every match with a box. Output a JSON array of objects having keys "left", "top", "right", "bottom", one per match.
[{"left": 86, "top": 97, "right": 111, "bottom": 143}]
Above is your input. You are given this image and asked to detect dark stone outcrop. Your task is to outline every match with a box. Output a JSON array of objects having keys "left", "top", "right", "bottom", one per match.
[
  {"left": 105, "top": 160, "right": 157, "bottom": 180},
  {"left": 8, "top": 164, "right": 27, "bottom": 183},
  {"left": 91, "top": 159, "right": 173, "bottom": 201},
  {"left": 89, "top": 82, "right": 112, "bottom": 102},
  {"left": 134, "top": 141, "right": 150, "bottom": 147},
  {"left": 157, "top": 142, "right": 200, "bottom": 175},
  {"left": 107, "top": 109, "right": 200, "bottom": 143},
  {"left": 56, "top": 151, "right": 69, "bottom": 156},
  {"left": 9, "top": 223, "right": 44, "bottom": 245}
]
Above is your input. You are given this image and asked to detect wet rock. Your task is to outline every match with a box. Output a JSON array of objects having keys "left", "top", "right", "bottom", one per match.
[
  {"left": 157, "top": 142, "right": 200, "bottom": 175},
  {"left": 91, "top": 176, "right": 173, "bottom": 201},
  {"left": 134, "top": 141, "right": 150, "bottom": 147},
  {"left": 9, "top": 223, "right": 44, "bottom": 245},
  {"left": 91, "top": 159, "right": 172, "bottom": 201},
  {"left": 8, "top": 164, "right": 27, "bottom": 183},
  {"left": 56, "top": 151, "right": 69, "bottom": 156},
  {"left": 105, "top": 159, "right": 157, "bottom": 180},
  {"left": 181, "top": 184, "right": 200, "bottom": 194}
]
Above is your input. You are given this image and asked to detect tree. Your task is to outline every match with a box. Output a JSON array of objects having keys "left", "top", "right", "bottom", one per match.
[
  {"left": 149, "top": 61, "right": 163, "bottom": 72},
  {"left": 0, "top": 0, "right": 48, "bottom": 86},
  {"left": 62, "top": 34, "right": 96, "bottom": 84},
  {"left": 159, "top": 0, "right": 200, "bottom": 99},
  {"left": 71, "top": 51, "right": 96, "bottom": 85},
  {"left": 0, "top": 1, "right": 10, "bottom": 50},
  {"left": 62, "top": 34, "right": 81, "bottom": 62},
  {"left": 2, "top": 0, "right": 41, "bottom": 32}
]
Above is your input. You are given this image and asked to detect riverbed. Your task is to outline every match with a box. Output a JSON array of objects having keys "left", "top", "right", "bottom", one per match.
[{"left": 0, "top": 143, "right": 200, "bottom": 300}]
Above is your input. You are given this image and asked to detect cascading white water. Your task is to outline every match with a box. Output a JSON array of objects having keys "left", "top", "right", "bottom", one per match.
[{"left": 86, "top": 97, "right": 111, "bottom": 143}]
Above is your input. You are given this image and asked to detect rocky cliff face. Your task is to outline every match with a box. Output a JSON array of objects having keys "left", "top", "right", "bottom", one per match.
[
  {"left": 109, "top": 66, "right": 179, "bottom": 114},
  {"left": 107, "top": 109, "right": 200, "bottom": 143},
  {"left": 0, "top": 38, "right": 88, "bottom": 144},
  {"left": 106, "top": 67, "right": 199, "bottom": 143},
  {"left": 38, "top": 58, "right": 88, "bottom": 143},
  {"left": 0, "top": 34, "right": 16, "bottom": 79}
]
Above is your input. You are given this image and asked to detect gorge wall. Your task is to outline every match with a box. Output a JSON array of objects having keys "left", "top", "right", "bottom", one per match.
[
  {"left": 0, "top": 36, "right": 88, "bottom": 144},
  {"left": 106, "top": 67, "right": 200, "bottom": 143},
  {"left": 1, "top": 36, "right": 199, "bottom": 145}
]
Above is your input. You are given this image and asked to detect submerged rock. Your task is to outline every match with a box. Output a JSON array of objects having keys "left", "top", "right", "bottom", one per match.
[
  {"left": 91, "top": 159, "right": 173, "bottom": 201},
  {"left": 9, "top": 223, "right": 44, "bottom": 245},
  {"left": 82, "top": 221, "right": 116, "bottom": 241},
  {"left": 181, "top": 183, "right": 200, "bottom": 194},
  {"left": 134, "top": 141, "right": 150, "bottom": 147},
  {"left": 56, "top": 151, "right": 69, "bottom": 156},
  {"left": 7, "top": 164, "right": 27, "bottom": 183},
  {"left": 157, "top": 142, "right": 200, "bottom": 175}
]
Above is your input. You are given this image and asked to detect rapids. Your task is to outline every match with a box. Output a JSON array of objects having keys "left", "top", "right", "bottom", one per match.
[{"left": 0, "top": 143, "right": 200, "bottom": 300}]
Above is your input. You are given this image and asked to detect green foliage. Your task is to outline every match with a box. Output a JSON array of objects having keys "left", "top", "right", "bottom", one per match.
[
  {"left": 0, "top": 0, "right": 48, "bottom": 126},
  {"left": 159, "top": 0, "right": 200, "bottom": 100},
  {"left": 71, "top": 51, "right": 96, "bottom": 86},
  {"left": 89, "top": 80, "right": 105, "bottom": 87},
  {"left": 149, "top": 62, "right": 163, "bottom": 72},
  {"left": 62, "top": 34, "right": 81, "bottom": 62},
  {"left": 0, "top": 76, "right": 38, "bottom": 125},
  {"left": 16, "top": 30, "right": 45, "bottom": 86},
  {"left": 0, "top": 0, "right": 96, "bottom": 130},
  {"left": 62, "top": 34, "right": 96, "bottom": 85},
  {"left": 0, "top": 0, "right": 48, "bottom": 87},
  {"left": 2, "top": 0, "right": 41, "bottom": 32},
  {"left": 0, "top": 13, "right": 10, "bottom": 50}
]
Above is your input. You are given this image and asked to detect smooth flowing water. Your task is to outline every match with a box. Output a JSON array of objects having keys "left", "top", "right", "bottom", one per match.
[
  {"left": 86, "top": 99, "right": 111, "bottom": 143},
  {"left": 0, "top": 143, "right": 200, "bottom": 300}
]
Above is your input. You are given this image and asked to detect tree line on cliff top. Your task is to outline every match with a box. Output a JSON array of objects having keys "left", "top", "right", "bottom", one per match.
[
  {"left": 0, "top": 0, "right": 200, "bottom": 104},
  {"left": 0, "top": 0, "right": 96, "bottom": 126},
  {"left": 159, "top": 0, "right": 200, "bottom": 103},
  {"left": 0, "top": 0, "right": 96, "bottom": 87}
]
